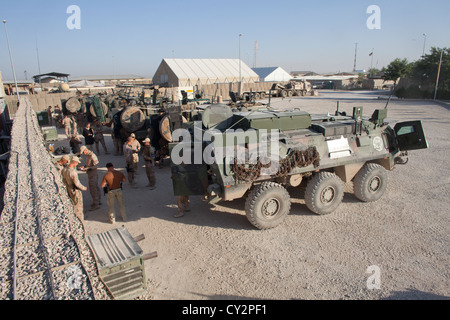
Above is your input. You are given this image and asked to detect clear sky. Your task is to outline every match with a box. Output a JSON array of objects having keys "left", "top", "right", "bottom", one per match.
[{"left": 0, "top": 0, "right": 449, "bottom": 80}]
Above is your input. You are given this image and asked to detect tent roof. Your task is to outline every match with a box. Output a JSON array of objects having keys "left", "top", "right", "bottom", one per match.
[
  {"left": 163, "top": 58, "right": 259, "bottom": 82},
  {"left": 252, "top": 67, "right": 283, "bottom": 79},
  {"left": 70, "top": 75, "right": 145, "bottom": 81},
  {"left": 69, "top": 80, "right": 105, "bottom": 88}
]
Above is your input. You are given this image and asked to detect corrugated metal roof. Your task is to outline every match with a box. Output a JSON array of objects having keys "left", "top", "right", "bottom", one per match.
[
  {"left": 164, "top": 58, "right": 259, "bottom": 83},
  {"left": 252, "top": 67, "right": 279, "bottom": 79}
]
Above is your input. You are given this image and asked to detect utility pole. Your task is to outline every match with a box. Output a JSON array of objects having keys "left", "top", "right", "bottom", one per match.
[
  {"left": 238, "top": 33, "right": 243, "bottom": 94},
  {"left": 422, "top": 33, "right": 427, "bottom": 57},
  {"left": 3, "top": 20, "right": 20, "bottom": 100},
  {"left": 353, "top": 43, "right": 358, "bottom": 72},
  {"left": 433, "top": 50, "right": 444, "bottom": 100},
  {"left": 254, "top": 40, "right": 258, "bottom": 68}
]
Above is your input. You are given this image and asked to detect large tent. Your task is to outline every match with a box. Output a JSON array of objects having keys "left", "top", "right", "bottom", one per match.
[
  {"left": 69, "top": 80, "right": 105, "bottom": 88},
  {"left": 153, "top": 59, "right": 259, "bottom": 87}
]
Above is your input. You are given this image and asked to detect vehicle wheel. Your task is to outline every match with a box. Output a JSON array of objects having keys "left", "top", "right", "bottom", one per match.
[
  {"left": 353, "top": 163, "right": 388, "bottom": 202},
  {"left": 245, "top": 182, "right": 291, "bottom": 230},
  {"left": 281, "top": 90, "right": 288, "bottom": 98},
  {"left": 254, "top": 92, "right": 261, "bottom": 100},
  {"left": 305, "top": 172, "right": 344, "bottom": 215},
  {"left": 288, "top": 91, "right": 293, "bottom": 97},
  {"left": 260, "top": 92, "right": 266, "bottom": 99}
]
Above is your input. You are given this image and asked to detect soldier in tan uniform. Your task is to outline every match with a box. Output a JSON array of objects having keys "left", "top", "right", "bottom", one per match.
[
  {"left": 62, "top": 115, "right": 73, "bottom": 138},
  {"left": 93, "top": 121, "right": 109, "bottom": 155},
  {"left": 123, "top": 133, "right": 141, "bottom": 187},
  {"left": 61, "top": 156, "right": 88, "bottom": 222},
  {"left": 71, "top": 115, "right": 78, "bottom": 137},
  {"left": 142, "top": 138, "right": 156, "bottom": 189},
  {"left": 175, "top": 195, "right": 190, "bottom": 218},
  {"left": 80, "top": 146, "right": 101, "bottom": 211},
  {"left": 54, "top": 155, "right": 70, "bottom": 173}
]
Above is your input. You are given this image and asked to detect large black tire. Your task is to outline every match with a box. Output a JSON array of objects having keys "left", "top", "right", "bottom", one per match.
[
  {"left": 353, "top": 163, "right": 388, "bottom": 202},
  {"left": 245, "top": 182, "right": 291, "bottom": 230},
  {"left": 305, "top": 172, "right": 344, "bottom": 215}
]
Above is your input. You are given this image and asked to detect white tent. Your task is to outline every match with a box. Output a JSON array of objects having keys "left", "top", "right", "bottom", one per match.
[
  {"left": 69, "top": 79, "right": 105, "bottom": 88},
  {"left": 153, "top": 58, "right": 260, "bottom": 87}
]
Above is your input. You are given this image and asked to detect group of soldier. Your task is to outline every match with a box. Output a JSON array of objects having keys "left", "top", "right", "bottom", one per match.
[{"left": 54, "top": 120, "right": 166, "bottom": 224}]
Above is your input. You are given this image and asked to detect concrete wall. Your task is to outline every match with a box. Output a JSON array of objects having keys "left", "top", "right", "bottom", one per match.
[{"left": 4, "top": 92, "right": 77, "bottom": 116}]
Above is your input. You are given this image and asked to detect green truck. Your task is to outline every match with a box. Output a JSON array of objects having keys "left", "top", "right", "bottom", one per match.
[{"left": 170, "top": 103, "right": 428, "bottom": 229}]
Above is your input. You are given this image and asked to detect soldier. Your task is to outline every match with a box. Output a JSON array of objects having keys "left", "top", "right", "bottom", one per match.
[
  {"left": 54, "top": 154, "right": 70, "bottom": 173},
  {"left": 111, "top": 113, "right": 123, "bottom": 156},
  {"left": 71, "top": 115, "right": 78, "bottom": 137},
  {"left": 171, "top": 161, "right": 191, "bottom": 218},
  {"left": 123, "top": 133, "right": 141, "bottom": 187},
  {"left": 47, "top": 106, "right": 53, "bottom": 126},
  {"left": 61, "top": 156, "right": 88, "bottom": 222},
  {"left": 100, "top": 163, "right": 127, "bottom": 224},
  {"left": 62, "top": 115, "right": 73, "bottom": 138},
  {"left": 80, "top": 145, "right": 101, "bottom": 211},
  {"left": 93, "top": 121, "right": 109, "bottom": 155},
  {"left": 76, "top": 112, "right": 84, "bottom": 134},
  {"left": 175, "top": 195, "right": 190, "bottom": 218},
  {"left": 142, "top": 138, "right": 156, "bottom": 189}
]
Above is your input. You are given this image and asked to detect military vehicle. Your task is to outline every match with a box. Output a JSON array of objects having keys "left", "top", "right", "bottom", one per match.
[
  {"left": 170, "top": 103, "right": 428, "bottom": 229},
  {"left": 270, "top": 80, "right": 312, "bottom": 97},
  {"left": 61, "top": 94, "right": 109, "bottom": 123}
]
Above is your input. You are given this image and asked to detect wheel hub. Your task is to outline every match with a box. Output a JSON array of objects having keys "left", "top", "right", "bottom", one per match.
[
  {"left": 263, "top": 198, "right": 280, "bottom": 217},
  {"left": 321, "top": 186, "right": 336, "bottom": 204},
  {"left": 369, "top": 176, "right": 381, "bottom": 192}
]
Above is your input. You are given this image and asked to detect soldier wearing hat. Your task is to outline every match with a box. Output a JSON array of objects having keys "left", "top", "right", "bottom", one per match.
[
  {"left": 61, "top": 156, "right": 88, "bottom": 222},
  {"left": 80, "top": 146, "right": 101, "bottom": 211},
  {"left": 123, "top": 133, "right": 141, "bottom": 187},
  {"left": 142, "top": 137, "right": 156, "bottom": 189},
  {"left": 54, "top": 154, "right": 70, "bottom": 173}
]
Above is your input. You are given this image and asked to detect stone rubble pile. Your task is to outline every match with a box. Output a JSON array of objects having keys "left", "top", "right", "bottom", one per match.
[{"left": 0, "top": 97, "right": 110, "bottom": 300}]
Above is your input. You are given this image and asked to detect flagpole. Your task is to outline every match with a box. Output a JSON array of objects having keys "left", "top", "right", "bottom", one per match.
[{"left": 370, "top": 48, "right": 374, "bottom": 70}]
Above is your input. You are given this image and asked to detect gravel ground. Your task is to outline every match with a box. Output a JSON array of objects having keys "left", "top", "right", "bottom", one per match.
[
  {"left": 74, "top": 90, "right": 449, "bottom": 300},
  {"left": 0, "top": 98, "right": 110, "bottom": 300}
]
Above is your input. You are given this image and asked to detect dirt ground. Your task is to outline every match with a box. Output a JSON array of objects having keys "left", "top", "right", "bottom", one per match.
[{"left": 67, "top": 90, "right": 449, "bottom": 300}]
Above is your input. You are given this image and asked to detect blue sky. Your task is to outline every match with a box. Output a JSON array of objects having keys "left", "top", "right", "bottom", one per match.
[{"left": 0, "top": 0, "right": 449, "bottom": 80}]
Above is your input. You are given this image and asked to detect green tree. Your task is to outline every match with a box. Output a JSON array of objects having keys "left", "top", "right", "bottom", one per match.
[
  {"left": 368, "top": 68, "right": 380, "bottom": 78},
  {"left": 411, "top": 47, "right": 449, "bottom": 93},
  {"left": 382, "top": 58, "right": 413, "bottom": 85}
]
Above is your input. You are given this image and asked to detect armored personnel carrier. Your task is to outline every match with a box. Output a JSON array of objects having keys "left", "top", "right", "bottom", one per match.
[{"left": 170, "top": 103, "right": 427, "bottom": 229}]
